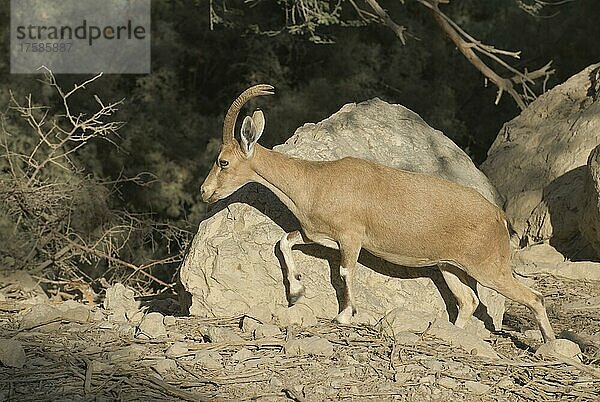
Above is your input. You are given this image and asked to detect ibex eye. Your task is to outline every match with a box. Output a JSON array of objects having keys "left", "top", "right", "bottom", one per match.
[{"left": 218, "top": 160, "right": 229, "bottom": 168}]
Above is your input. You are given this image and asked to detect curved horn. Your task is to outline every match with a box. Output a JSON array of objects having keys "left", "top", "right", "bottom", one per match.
[{"left": 223, "top": 84, "right": 274, "bottom": 145}]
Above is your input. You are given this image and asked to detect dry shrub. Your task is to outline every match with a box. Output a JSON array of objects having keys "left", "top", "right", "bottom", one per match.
[{"left": 0, "top": 69, "right": 189, "bottom": 295}]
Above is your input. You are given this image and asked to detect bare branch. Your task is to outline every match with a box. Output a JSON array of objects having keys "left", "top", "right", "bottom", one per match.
[
  {"left": 64, "top": 237, "right": 173, "bottom": 288},
  {"left": 417, "top": 0, "right": 554, "bottom": 109},
  {"left": 364, "top": 0, "right": 407, "bottom": 44},
  {"left": 8, "top": 70, "right": 124, "bottom": 184},
  {"left": 348, "top": 0, "right": 378, "bottom": 21}
]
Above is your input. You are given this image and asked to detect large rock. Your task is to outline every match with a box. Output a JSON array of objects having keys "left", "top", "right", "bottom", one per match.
[
  {"left": 514, "top": 243, "right": 600, "bottom": 281},
  {"left": 180, "top": 99, "right": 505, "bottom": 330},
  {"left": 481, "top": 63, "right": 600, "bottom": 260},
  {"left": 580, "top": 144, "right": 600, "bottom": 256}
]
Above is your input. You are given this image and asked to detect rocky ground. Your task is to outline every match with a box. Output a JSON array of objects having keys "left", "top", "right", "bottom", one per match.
[{"left": 0, "top": 270, "right": 598, "bottom": 401}]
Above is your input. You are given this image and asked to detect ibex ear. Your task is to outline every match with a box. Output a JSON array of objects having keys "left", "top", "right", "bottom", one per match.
[
  {"left": 251, "top": 109, "right": 265, "bottom": 140},
  {"left": 240, "top": 110, "right": 265, "bottom": 157}
]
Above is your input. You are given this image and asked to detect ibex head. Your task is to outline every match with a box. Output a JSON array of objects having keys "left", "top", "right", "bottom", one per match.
[{"left": 200, "top": 84, "right": 274, "bottom": 203}]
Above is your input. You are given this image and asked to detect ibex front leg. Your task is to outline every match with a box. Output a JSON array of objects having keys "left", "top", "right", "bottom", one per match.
[
  {"left": 279, "top": 231, "right": 310, "bottom": 305},
  {"left": 335, "top": 237, "right": 361, "bottom": 324}
]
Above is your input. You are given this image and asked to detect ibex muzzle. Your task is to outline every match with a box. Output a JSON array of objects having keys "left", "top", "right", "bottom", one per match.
[{"left": 200, "top": 85, "right": 556, "bottom": 342}]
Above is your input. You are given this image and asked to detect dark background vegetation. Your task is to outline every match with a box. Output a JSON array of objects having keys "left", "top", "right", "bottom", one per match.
[{"left": 0, "top": 0, "right": 598, "bottom": 290}]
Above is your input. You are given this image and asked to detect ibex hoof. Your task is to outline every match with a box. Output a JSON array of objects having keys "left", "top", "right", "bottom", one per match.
[
  {"left": 334, "top": 306, "right": 354, "bottom": 325},
  {"left": 288, "top": 283, "right": 305, "bottom": 306}
]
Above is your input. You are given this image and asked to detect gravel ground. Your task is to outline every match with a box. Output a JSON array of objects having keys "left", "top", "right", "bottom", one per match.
[{"left": 0, "top": 271, "right": 598, "bottom": 401}]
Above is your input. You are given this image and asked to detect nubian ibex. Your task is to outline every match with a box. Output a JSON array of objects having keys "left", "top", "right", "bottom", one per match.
[{"left": 200, "top": 85, "right": 556, "bottom": 342}]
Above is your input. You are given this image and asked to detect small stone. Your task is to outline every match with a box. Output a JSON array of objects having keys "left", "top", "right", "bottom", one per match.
[
  {"left": 20, "top": 304, "right": 61, "bottom": 330},
  {"left": 312, "top": 385, "right": 329, "bottom": 396},
  {"left": 154, "top": 358, "right": 177, "bottom": 375},
  {"left": 284, "top": 336, "right": 334, "bottom": 358},
  {"left": 514, "top": 243, "right": 565, "bottom": 266},
  {"left": 291, "top": 385, "right": 305, "bottom": 399},
  {"left": 269, "top": 376, "right": 284, "bottom": 389},
  {"left": 231, "top": 348, "right": 253, "bottom": 362},
  {"left": 393, "top": 331, "right": 420, "bottom": 345},
  {"left": 194, "top": 350, "right": 223, "bottom": 369},
  {"left": 206, "top": 326, "right": 243, "bottom": 343},
  {"left": 168, "top": 331, "right": 185, "bottom": 342},
  {"left": 535, "top": 339, "right": 582, "bottom": 360},
  {"left": 496, "top": 378, "right": 513, "bottom": 390},
  {"left": 164, "top": 315, "right": 176, "bottom": 326},
  {"left": 247, "top": 306, "right": 273, "bottom": 324},
  {"left": 341, "top": 354, "right": 359, "bottom": 365},
  {"left": 401, "top": 363, "right": 421, "bottom": 373},
  {"left": 115, "top": 323, "right": 135, "bottom": 336},
  {"left": 90, "top": 309, "right": 105, "bottom": 322},
  {"left": 241, "top": 316, "right": 261, "bottom": 333},
  {"left": 416, "top": 384, "right": 432, "bottom": 397},
  {"left": 136, "top": 312, "right": 167, "bottom": 339},
  {"left": 56, "top": 301, "right": 90, "bottom": 323},
  {"left": 524, "top": 329, "right": 544, "bottom": 342},
  {"left": 446, "top": 361, "right": 475, "bottom": 379},
  {"left": 129, "top": 311, "right": 145, "bottom": 325},
  {"left": 0, "top": 339, "right": 26, "bottom": 368},
  {"left": 165, "top": 342, "right": 189, "bottom": 359},
  {"left": 83, "top": 345, "right": 102, "bottom": 355},
  {"left": 394, "top": 372, "right": 412, "bottom": 383},
  {"left": 376, "top": 309, "right": 436, "bottom": 339},
  {"left": 421, "top": 359, "right": 445, "bottom": 372},
  {"left": 107, "top": 312, "right": 128, "bottom": 323},
  {"left": 103, "top": 283, "right": 139, "bottom": 317},
  {"left": 277, "top": 303, "right": 317, "bottom": 327},
  {"left": 437, "top": 377, "right": 459, "bottom": 390},
  {"left": 353, "top": 310, "right": 379, "bottom": 326},
  {"left": 327, "top": 366, "right": 345, "bottom": 377},
  {"left": 253, "top": 324, "right": 281, "bottom": 339},
  {"left": 428, "top": 319, "right": 499, "bottom": 359},
  {"left": 464, "top": 318, "right": 492, "bottom": 340},
  {"left": 464, "top": 381, "right": 490, "bottom": 395}
]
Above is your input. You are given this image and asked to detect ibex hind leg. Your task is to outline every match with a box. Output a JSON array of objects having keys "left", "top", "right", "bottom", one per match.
[
  {"left": 439, "top": 263, "right": 479, "bottom": 328},
  {"left": 334, "top": 236, "right": 362, "bottom": 325},
  {"left": 477, "top": 268, "right": 556, "bottom": 342}
]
